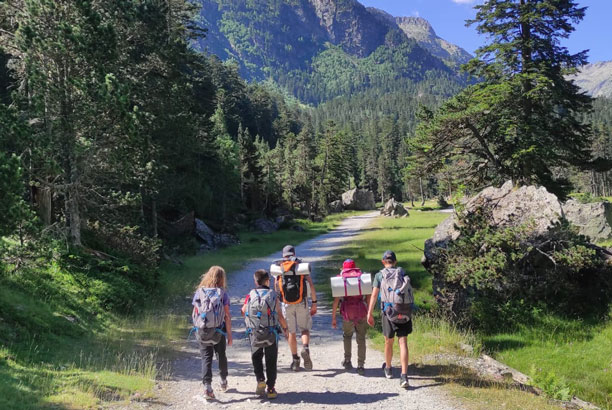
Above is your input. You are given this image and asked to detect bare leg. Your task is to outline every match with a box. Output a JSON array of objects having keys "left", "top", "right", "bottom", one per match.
[
  {"left": 398, "top": 336, "right": 409, "bottom": 374},
  {"left": 288, "top": 333, "right": 298, "bottom": 355},
  {"left": 301, "top": 330, "right": 310, "bottom": 346},
  {"left": 384, "top": 337, "right": 394, "bottom": 368}
]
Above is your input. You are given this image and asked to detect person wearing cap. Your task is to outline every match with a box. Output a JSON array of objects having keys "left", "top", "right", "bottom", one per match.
[
  {"left": 367, "top": 250, "right": 413, "bottom": 389},
  {"left": 274, "top": 245, "right": 317, "bottom": 371},
  {"left": 331, "top": 259, "right": 370, "bottom": 375}
]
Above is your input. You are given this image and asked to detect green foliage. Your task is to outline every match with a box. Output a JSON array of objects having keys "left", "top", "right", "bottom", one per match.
[
  {"left": 436, "top": 207, "right": 612, "bottom": 331},
  {"left": 413, "top": 0, "right": 603, "bottom": 198},
  {"left": 530, "top": 367, "right": 573, "bottom": 401}
]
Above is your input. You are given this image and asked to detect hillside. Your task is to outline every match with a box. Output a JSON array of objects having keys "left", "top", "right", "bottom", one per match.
[
  {"left": 196, "top": 0, "right": 469, "bottom": 103},
  {"left": 570, "top": 61, "right": 612, "bottom": 98}
]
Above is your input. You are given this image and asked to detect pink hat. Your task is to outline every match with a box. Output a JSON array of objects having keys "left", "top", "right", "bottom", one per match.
[{"left": 342, "top": 259, "right": 356, "bottom": 270}]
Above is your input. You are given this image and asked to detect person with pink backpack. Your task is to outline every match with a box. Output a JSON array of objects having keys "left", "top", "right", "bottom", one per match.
[{"left": 331, "top": 259, "right": 371, "bottom": 375}]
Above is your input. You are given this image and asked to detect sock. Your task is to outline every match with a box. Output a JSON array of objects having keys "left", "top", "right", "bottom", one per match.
[
  {"left": 304, "top": 344, "right": 309, "bottom": 351},
  {"left": 292, "top": 353, "right": 299, "bottom": 360}
]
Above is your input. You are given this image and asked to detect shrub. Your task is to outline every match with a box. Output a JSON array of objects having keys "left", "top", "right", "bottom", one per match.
[{"left": 434, "top": 206, "right": 612, "bottom": 332}]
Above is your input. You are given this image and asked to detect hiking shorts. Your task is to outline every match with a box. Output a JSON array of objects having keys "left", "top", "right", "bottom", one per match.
[
  {"left": 382, "top": 316, "right": 413, "bottom": 339},
  {"left": 282, "top": 302, "right": 312, "bottom": 334}
]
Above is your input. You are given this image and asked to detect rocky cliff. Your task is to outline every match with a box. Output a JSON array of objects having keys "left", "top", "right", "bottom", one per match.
[{"left": 570, "top": 61, "right": 612, "bottom": 98}]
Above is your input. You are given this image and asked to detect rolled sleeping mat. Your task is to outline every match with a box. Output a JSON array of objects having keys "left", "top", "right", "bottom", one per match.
[
  {"left": 331, "top": 273, "right": 373, "bottom": 297},
  {"left": 269, "top": 262, "right": 311, "bottom": 278}
]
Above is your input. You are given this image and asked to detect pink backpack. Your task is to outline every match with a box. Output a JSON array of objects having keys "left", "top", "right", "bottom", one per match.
[{"left": 338, "top": 268, "right": 368, "bottom": 322}]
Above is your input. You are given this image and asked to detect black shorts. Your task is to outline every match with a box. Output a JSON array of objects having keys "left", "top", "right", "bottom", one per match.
[{"left": 382, "top": 315, "right": 413, "bottom": 339}]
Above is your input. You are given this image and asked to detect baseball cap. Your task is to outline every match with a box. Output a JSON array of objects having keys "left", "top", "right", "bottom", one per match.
[
  {"left": 382, "top": 250, "right": 397, "bottom": 262},
  {"left": 282, "top": 245, "right": 296, "bottom": 257},
  {"left": 342, "top": 259, "right": 356, "bottom": 270}
]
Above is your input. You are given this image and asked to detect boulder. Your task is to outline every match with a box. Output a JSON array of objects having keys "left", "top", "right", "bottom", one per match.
[
  {"left": 341, "top": 188, "right": 376, "bottom": 210},
  {"left": 563, "top": 199, "right": 612, "bottom": 243},
  {"left": 213, "top": 233, "right": 240, "bottom": 248},
  {"left": 195, "top": 218, "right": 215, "bottom": 247},
  {"left": 381, "top": 198, "right": 409, "bottom": 217},
  {"left": 274, "top": 215, "right": 293, "bottom": 225},
  {"left": 253, "top": 218, "right": 279, "bottom": 233},
  {"left": 328, "top": 200, "right": 344, "bottom": 214}
]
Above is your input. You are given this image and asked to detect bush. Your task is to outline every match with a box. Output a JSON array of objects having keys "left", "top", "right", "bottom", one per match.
[{"left": 434, "top": 206, "right": 612, "bottom": 332}]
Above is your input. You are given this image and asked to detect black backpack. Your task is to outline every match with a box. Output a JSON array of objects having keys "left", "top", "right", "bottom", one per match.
[{"left": 276, "top": 259, "right": 305, "bottom": 304}]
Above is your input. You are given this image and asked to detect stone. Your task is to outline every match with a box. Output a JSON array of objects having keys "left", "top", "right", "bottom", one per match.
[
  {"left": 253, "top": 218, "right": 279, "bottom": 233},
  {"left": 195, "top": 218, "right": 215, "bottom": 247},
  {"left": 563, "top": 199, "right": 612, "bottom": 243},
  {"left": 213, "top": 233, "right": 240, "bottom": 248},
  {"left": 381, "top": 198, "right": 409, "bottom": 217},
  {"left": 274, "top": 215, "right": 293, "bottom": 225},
  {"left": 328, "top": 200, "right": 344, "bottom": 214},
  {"left": 341, "top": 188, "right": 376, "bottom": 210}
]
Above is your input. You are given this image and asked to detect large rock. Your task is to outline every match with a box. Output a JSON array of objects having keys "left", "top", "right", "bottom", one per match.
[
  {"left": 253, "top": 218, "right": 279, "bottom": 233},
  {"left": 342, "top": 188, "right": 375, "bottom": 210},
  {"left": 328, "top": 200, "right": 344, "bottom": 214},
  {"left": 381, "top": 198, "right": 409, "bottom": 217},
  {"left": 195, "top": 218, "right": 215, "bottom": 247},
  {"left": 563, "top": 199, "right": 612, "bottom": 243}
]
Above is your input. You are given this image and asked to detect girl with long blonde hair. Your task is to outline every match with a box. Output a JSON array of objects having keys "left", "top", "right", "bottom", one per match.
[{"left": 192, "top": 265, "right": 233, "bottom": 400}]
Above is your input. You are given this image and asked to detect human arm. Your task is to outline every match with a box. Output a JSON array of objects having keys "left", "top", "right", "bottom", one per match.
[
  {"left": 367, "top": 287, "right": 379, "bottom": 327},
  {"left": 331, "top": 297, "right": 340, "bottom": 329},
  {"left": 276, "top": 298, "right": 288, "bottom": 338},
  {"left": 306, "top": 274, "right": 317, "bottom": 316},
  {"left": 224, "top": 304, "right": 233, "bottom": 346}
]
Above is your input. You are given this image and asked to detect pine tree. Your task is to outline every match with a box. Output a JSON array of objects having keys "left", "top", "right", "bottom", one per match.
[{"left": 414, "top": 0, "right": 608, "bottom": 198}]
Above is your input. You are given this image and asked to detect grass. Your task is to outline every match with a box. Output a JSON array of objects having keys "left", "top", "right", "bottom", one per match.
[
  {"left": 314, "top": 212, "right": 571, "bottom": 410},
  {"left": 0, "top": 211, "right": 361, "bottom": 409}
]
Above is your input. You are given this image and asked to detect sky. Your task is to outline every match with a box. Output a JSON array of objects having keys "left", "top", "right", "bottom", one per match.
[{"left": 359, "top": 0, "right": 612, "bottom": 63}]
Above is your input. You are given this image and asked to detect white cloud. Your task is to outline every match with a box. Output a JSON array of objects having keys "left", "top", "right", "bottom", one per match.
[
  {"left": 412, "top": 10, "right": 420, "bottom": 17},
  {"left": 451, "top": 0, "right": 477, "bottom": 4}
]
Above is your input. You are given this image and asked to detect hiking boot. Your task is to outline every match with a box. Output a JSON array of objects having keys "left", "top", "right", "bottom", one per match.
[
  {"left": 266, "top": 387, "right": 278, "bottom": 399},
  {"left": 357, "top": 366, "right": 365, "bottom": 376},
  {"left": 290, "top": 357, "right": 300, "bottom": 371},
  {"left": 301, "top": 349, "right": 313, "bottom": 370},
  {"left": 204, "top": 384, "right": 215, "bottom": 400},
  {"left": 341, "top": 359, "right": 353, "bottom": 370},
  {"left": 255, "top": 381, "right": 267, "bottom": 396},
  {"left": 382, "top": 362, "right": 393, "bottom": 379},
  {"left": 400, "top": 374, "right": 410, "bottom": 389},
  {"left": 219, "top": 379, "right": 228, "bottom": 392}
]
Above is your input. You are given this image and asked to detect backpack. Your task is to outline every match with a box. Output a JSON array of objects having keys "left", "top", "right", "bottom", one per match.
[
  {"left": 379, "top": 267, "right": 413, "bottom": 324},
  {"left": 276, "top": 259, "right": 305, "bottom": 304},
  {"left": 245, "top": 288, "right": 279, "bottom": 348},
  {"left": 192, "top": 287, "right": 226, "bottom": 346},
  {"left": 338, "top": 268, "right": 368, "bottom": 322}
]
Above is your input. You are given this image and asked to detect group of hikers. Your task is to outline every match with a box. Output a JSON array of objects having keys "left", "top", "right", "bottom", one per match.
[{"left": 191, "top": 245, "right": 413, "bottom": 400}]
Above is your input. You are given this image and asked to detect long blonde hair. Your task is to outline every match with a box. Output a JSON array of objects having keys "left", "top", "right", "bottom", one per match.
[{"left": 197, "top": 266, "right": 227, "bottom": 290}]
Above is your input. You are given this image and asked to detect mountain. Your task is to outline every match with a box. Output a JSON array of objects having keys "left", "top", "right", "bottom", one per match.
[
  {"left": 570, "top": 62, "right": 612, "bottom": 98},
  {"left": 367, "top": 9, "right": 472, "bottom": 67},
  {"left": 196, "top": 0, "right": 470, "bottom": 104}
]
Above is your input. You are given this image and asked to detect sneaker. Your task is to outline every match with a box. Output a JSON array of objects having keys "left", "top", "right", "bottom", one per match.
[
  {"left": 290, "top": 357, "right": 300, "bottom": 371},
  {"left": 266, "top": 387, "right": 278, "bottom": 399},
  {"left": 400, "top": 374, "right": 410, "bottom": 389},
  {"left": 204, "top": 385, "right": 215, "bottom": 400},
  {"left": 357, "top": 366, "right": 365, "bottom": 376},
  {"left": 301, "top": 349, "right": 313, "bottom": 370},
  {"left": 219, "top": 379, "right": 228, "bottom": 392},
  {"left": 382, "top": 362, "right": 393, "bottom": 379},
  {"left": 341, "top": 359, "right": 353, "bottom": 370},
  {"left": 255, "top": 381, "right": 267, "bottom": 396}
]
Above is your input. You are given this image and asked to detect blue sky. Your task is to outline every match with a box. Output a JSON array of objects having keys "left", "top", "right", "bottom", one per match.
[{"left": 360, "top": 0, "right": 611, "bottom": 63}]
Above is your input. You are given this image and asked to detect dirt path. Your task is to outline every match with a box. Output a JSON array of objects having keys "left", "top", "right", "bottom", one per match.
[{"left": 116, "top": 212, "right": 464, "bottom": 410}]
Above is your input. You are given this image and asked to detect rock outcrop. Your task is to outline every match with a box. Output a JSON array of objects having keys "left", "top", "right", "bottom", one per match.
[
  {"left": 564, "top": 199, "right": 612, "bottom": 243},
  {"left": 328, "top": 200, "right": 344, "bottom": 214},
  {"left": 381, "top": 198, "right": 409, "bottom": 217},
  {"left": 195, "top": 218, "right": 239, "bottom": 251},
  {"left": 342, "top": 188, "right": 375, "bottom": 210},
  {"left": 253, "top": 218, "right": 279, "bottom": 233}
]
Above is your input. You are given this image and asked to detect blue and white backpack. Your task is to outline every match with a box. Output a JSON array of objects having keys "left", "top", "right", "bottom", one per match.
[
  {"left": 192, "top": 287, "right": 226, "bottom": 345},
  {"left": 245, "top": 288, "right": 279, "bottom": 348}
]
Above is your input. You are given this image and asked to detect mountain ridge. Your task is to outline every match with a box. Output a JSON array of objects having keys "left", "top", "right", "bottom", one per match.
[{"left": 570, "top": 61, "right": 612, "bottom": 98}]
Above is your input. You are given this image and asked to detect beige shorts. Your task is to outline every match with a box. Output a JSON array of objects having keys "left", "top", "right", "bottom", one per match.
[{"left": 282, "top": 302, "right": 312, "bottom": 334}]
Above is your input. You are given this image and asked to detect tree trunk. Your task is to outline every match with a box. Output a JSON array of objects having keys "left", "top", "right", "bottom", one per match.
[
  {"left": 419, "top": 177, "right": 425, "bottom": 206},
  {"left": 152, "top": 199, "right": 158, "bottom": 238}
]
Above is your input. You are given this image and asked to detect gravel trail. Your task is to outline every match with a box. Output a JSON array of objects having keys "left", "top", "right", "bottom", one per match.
[{"left": 117, "top": 212, "right": 464, "bottom": 410}]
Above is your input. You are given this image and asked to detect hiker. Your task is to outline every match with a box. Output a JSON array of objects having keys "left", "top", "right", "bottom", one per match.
[
  {"left": 192, "top": 266, "right": 233, "bottom": 400},
  {"left": 367, "top": 250, "right": 414, "bottom": 389},
  {"left": 331, "top": 259, "right": 370, "bottom": 375},
  {"left": 241, "top": 269, "right": 288, "bottom": 399},
  {"left": 274, "top": 244, "right": 317, "bottom": 371}
]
